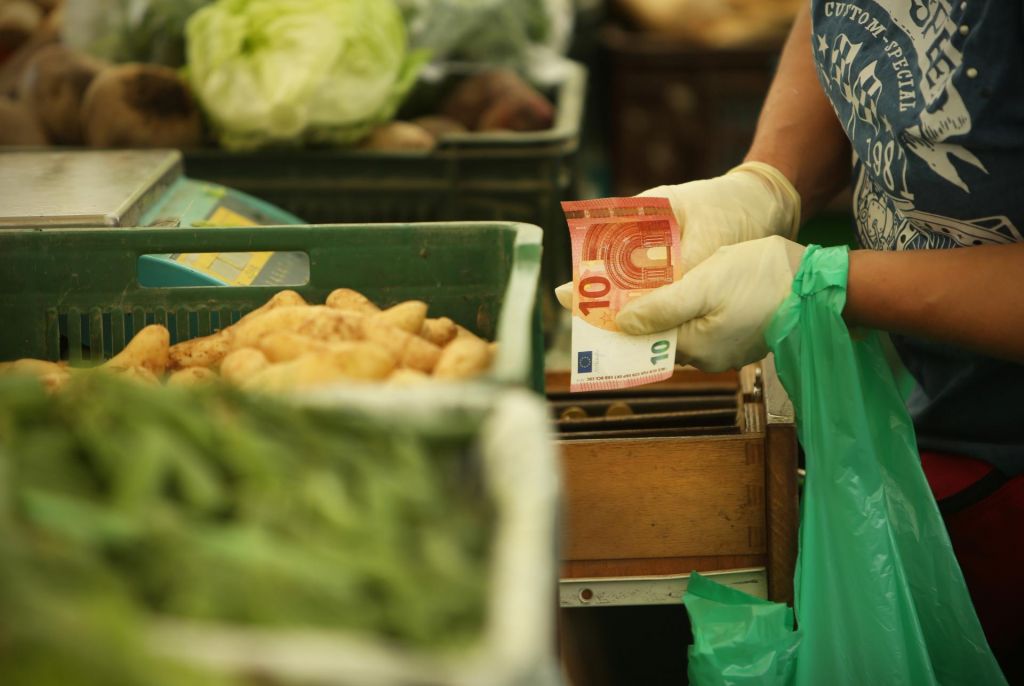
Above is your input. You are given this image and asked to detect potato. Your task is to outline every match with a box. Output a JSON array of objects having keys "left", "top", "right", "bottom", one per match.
[
  {"left": 0, "top": 1, "right": 43, "bottom": 54},
  {"left": 325, "top": 288, "right": 379, "bottom": 314},
  {"left": 230, "top": 306, "right": 352, "bottom": 350},
  {"left": 167, "top": 366, "right": 217, "bottom": 387},
  {"left": 400, "top": 336, "right": 441, "bottom": 374},
  {"left": 241, "top": 354, "right": 321, "bottom": 393},
  {"left": 441, "top": 69, "right": 554, "bottom": 131},
  {"left": 17, "top": 44, "right": 104, "bottom": 144},
  {"left": 454, "top": 324, "right": 486, "bottom": 344},
  {"left": 360, "top": 319, "right": 438, "bottom": 372},
  {"left": 0, "top": 358, "right": 70, "bottom": 392},
  {"left": 478, "top": 92, "right": 555, "bottom": 132},
  {"left": 359, "top": 319, "right": 407, "bottom": 360},
  {"left": 322, "top": 342, "right": 395, "bottom": 380},
  {"left": 115, "top": 366, "right": 160, "bottom": 386},
  {"left": 240, "top": 290, "right": 307, "bottom": 325},
  {"left": 168, "top": 331, "right": 232, "bottom": 370},
  {"left": 0, "top": 97, "right": 47, "bottom": 145},
  {"left": 258, "top": 331, "right": 319, "bottom": 363},
  {"left": 361, "top": 121, "right": 436, "bottom": 151},
  {"left": 244, "top": 353, "right": 350, "bottom": 393},
  {"left": 433, "top": 337, "right": 491, "bottom": 380},
  {"left": 81, "top": 63, "right": 203, "bottom": 149},
  {"left": 220, "top": 348, "right": 270, "bottom": 384},
  {"left": 412, "top": 115, "right": 468, "bottom": 138},
  {"left": 371, "top": 300, "right": 428, "bottom": 335},
  {"left": 104, "top": 325, "right": 170, "bottom": 375},
  {"left": 420, "top": 317, "right": 458, "bottom": 346},
  {"left": 388, "top": 369, "right": 431, "bottom": 387},
  {"left": 0, "top": 358, "right": 66, "bottom": 376},
  {"left": 295, "top": 307, "right": 366, "bottom": 344}
]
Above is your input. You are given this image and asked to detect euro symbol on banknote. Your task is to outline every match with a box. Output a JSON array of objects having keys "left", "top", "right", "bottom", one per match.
[{"left": 563, "top": 197, "right": 682, "bottom": 393}]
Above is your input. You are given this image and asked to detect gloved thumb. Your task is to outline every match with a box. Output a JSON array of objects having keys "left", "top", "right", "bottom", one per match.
[
  {"left": 554, "top": 281, "right": 573, "bottom": 310},
  {"left": 616, "top": 267, "right": 711, "bottom": 335}
]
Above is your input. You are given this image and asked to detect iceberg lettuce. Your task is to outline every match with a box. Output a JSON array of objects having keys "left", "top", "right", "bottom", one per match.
[{"left": 185, "top": 0, "right": 427, "bottom": 150}]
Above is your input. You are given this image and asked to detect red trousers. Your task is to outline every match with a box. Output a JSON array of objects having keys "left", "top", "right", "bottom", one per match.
[{"left": 921, "top": 452, "right": 1024, "bottom": 685}]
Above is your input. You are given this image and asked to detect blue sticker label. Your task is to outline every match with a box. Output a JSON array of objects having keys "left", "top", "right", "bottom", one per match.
[{"left": 578, "top": 351, "right": 593, "bottom": 373}]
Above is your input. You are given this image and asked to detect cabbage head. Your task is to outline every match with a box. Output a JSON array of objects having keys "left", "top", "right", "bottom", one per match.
[{"left": 185, "top": 0, "right": 427, "bottom": 150}]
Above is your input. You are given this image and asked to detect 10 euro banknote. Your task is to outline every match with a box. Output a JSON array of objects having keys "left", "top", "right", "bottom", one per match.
[{"left": 562, "top": 197, "right": 682, "bottom": 393}]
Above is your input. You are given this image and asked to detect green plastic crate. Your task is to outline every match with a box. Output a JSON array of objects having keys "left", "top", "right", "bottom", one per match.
[
  {"left": 181, "top": 61, "right": 587, "bottom": 294},
  {"left": 0, "top": 222, "right": 544, "bottom": 389}
]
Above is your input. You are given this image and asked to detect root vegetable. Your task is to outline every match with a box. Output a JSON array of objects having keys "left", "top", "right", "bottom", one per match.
[
  {"left": 18, "top": 44, "right": 104, "bottom": 144},
  {"left": 411, "top": 115, "right": 467, "bottom": 138},
  {"left": 167, "top": 366, "right": 217, "bottom": 387},
  {"left": 401, "top": 336, "right": 441, "bottom": 374},
  {"left": 0, "top": 97, "right": 47, "bottom": 144},
  {"left": 115, "top": 366, "right": 161, "bottom": 385},
  {"left": 0, "top": 1, "right": 42, "bottom": 53},
  {"left": 80, "top": 63, "right": 202, "bottom": 148},
  {"left": 230, "top": 306, "right": 362, "bottom": 350},
  {"left": 360, "top": 319, "right": 440, "bottom": 374},
  {"left": 371, "top": 300, "right": 428, "bottom": 335},
  {"left": 0, "top": 358, "right": 66, "bottom": 376},
  {"left": 325, "top": 288, "right": 379, "bottom": 314},
  {"left": 258, "top": 332, "right": 395, "bottom": 378},
  {"left": 241, "top": 290, "right": 307, "bottom": 323},
  {"left": 168, "top": 331, "right": 232, "bottom": 371},
  {"left": 441, "top": 69, "right": 554, "bottom": 132},
  {"left": 219, "top": 348, "right": 270, "bottom": 384},
  {"left": 420, "top": 317, "right": 457, "bottom": 346},
  {"left": 454, "top": 325, "right": 486, "bottom": 344},
  {"left": 244, "top": 351, "right": 375, "bottom": 392},
  {"left": 433, "top": 338, "right": 490, "bottom": 380},
  {"left": 478, "top": 92, "right": 555, "bottom": 132},
  {"left": 258, "top": 331, "right": 320, "bottom": 364},
  {"left": 322, "top": 342, "right": 396, "bottom": 380},
  {"left": 103, "top": 325, "right": 170, "bottom": 376},
  {"left": 361, "top": 121, "right": 436, "bottom": 151},
  {"left": 388, "top": 369, "right": 431, "bottom": 387},
  {"left": 0, "top": 358, "right": 69, "bottom": 391}
]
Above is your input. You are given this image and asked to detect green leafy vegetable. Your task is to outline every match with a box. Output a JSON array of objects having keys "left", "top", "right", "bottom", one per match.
[{"left": 185, "top": 0, "right": 429, "bottom": 150}]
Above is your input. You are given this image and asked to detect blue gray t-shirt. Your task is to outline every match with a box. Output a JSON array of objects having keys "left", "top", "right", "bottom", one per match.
[{"left": 811, "top": 0, "right": 1024, "bottom": 475}]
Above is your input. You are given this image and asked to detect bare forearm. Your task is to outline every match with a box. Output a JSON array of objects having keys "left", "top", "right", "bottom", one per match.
[
  {"left": 845, "top": 245, "right": 1024, "bottom": 363},
  {"left": 744, "top": 6, "right": 850, "bottom": 222}
]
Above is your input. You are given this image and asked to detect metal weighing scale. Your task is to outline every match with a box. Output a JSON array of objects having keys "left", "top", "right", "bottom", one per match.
[{"left": 0, "top": 149, "right": 309, "bottom": 287}]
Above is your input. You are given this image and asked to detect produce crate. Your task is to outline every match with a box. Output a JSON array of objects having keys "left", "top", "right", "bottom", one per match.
[
  {"left": 151, "top": 385, "right": 561, "bottom": 686},
  {"left": 0, "top": 375, "right": 562, "bottom": 685},
  {"left": 602, "top": 25, "right": 780, "bottom": 195},
  {"left": 0, "top": 221, "right": 544, "bottom": 389},
  {"left": 181, "top": 60, "right": 587, "bottom": 302}
]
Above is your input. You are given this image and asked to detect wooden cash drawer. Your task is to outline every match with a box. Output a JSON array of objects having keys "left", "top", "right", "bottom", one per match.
[{"left": 548, "top": 359, "right": 798, "bottom": 605}]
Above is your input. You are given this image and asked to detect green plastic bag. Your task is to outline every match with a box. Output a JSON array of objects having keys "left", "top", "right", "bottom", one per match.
[
  {"left": 763, "top": 245, "right": 1006, "bottom": 685},
  {"left": 683, "top": 573, "right": 801, "bottom": 685}
]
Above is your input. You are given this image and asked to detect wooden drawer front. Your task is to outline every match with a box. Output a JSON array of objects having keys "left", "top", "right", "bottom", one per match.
[{"left": 560, "top": 436, "right": 766, "bottom": 561}]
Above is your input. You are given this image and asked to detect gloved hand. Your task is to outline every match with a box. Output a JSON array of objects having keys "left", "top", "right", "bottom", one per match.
[
  {"left": 554, "top": 161, "right": 801, "bottom": 309},
  {"left": 616, "top": 235, "right": 806, "bottom": 372}
]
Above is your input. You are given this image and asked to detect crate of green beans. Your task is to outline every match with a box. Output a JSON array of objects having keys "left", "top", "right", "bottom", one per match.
[{"left": 0, "top": 375, "right": 560, "bottom": 686}]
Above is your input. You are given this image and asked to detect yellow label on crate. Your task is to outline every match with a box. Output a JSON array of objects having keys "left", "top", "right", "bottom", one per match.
[{"left": 175, "top": 207, "right": 273, "bottom": 286}]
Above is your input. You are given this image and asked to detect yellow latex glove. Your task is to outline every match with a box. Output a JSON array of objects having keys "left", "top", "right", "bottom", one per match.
[
  {"left": 617, "top": 236, "right": 806, "bottom": 372},
  {"left": 554, "top": 161, "right": 800, "bottom": 309}
]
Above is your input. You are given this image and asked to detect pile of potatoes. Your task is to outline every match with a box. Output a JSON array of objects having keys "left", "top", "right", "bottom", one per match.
[
  {"left": 1, "top": 42, "right": 204, "bottom": 148},
  {"left": 0, "top": 288, "right": 497, "bottom": 392}
]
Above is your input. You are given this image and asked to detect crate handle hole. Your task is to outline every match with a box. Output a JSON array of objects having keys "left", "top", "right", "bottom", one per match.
[{"left": 137, "top": 252, "right": 310, "bottom": 288}]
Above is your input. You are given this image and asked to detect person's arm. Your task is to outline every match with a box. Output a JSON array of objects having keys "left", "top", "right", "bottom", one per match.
[
  {"left": 744, "top": 6, "right": 851, "bottom": 222},
  {"left": 846, "top": 246, "right": 1024, "bottom": 363}
]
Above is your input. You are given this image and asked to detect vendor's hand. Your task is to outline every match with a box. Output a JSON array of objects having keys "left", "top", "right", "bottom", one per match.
[
  {"left": 554, "top": 161, "right": 801, "bottom": 310},
  {"left": 616, "top": 236, "right": 806, "bottom": 372}
]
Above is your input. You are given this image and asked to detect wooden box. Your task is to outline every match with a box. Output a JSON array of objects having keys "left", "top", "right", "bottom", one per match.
[{"left": 549, "top": 359, "right": 798, "bottom": 606}]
